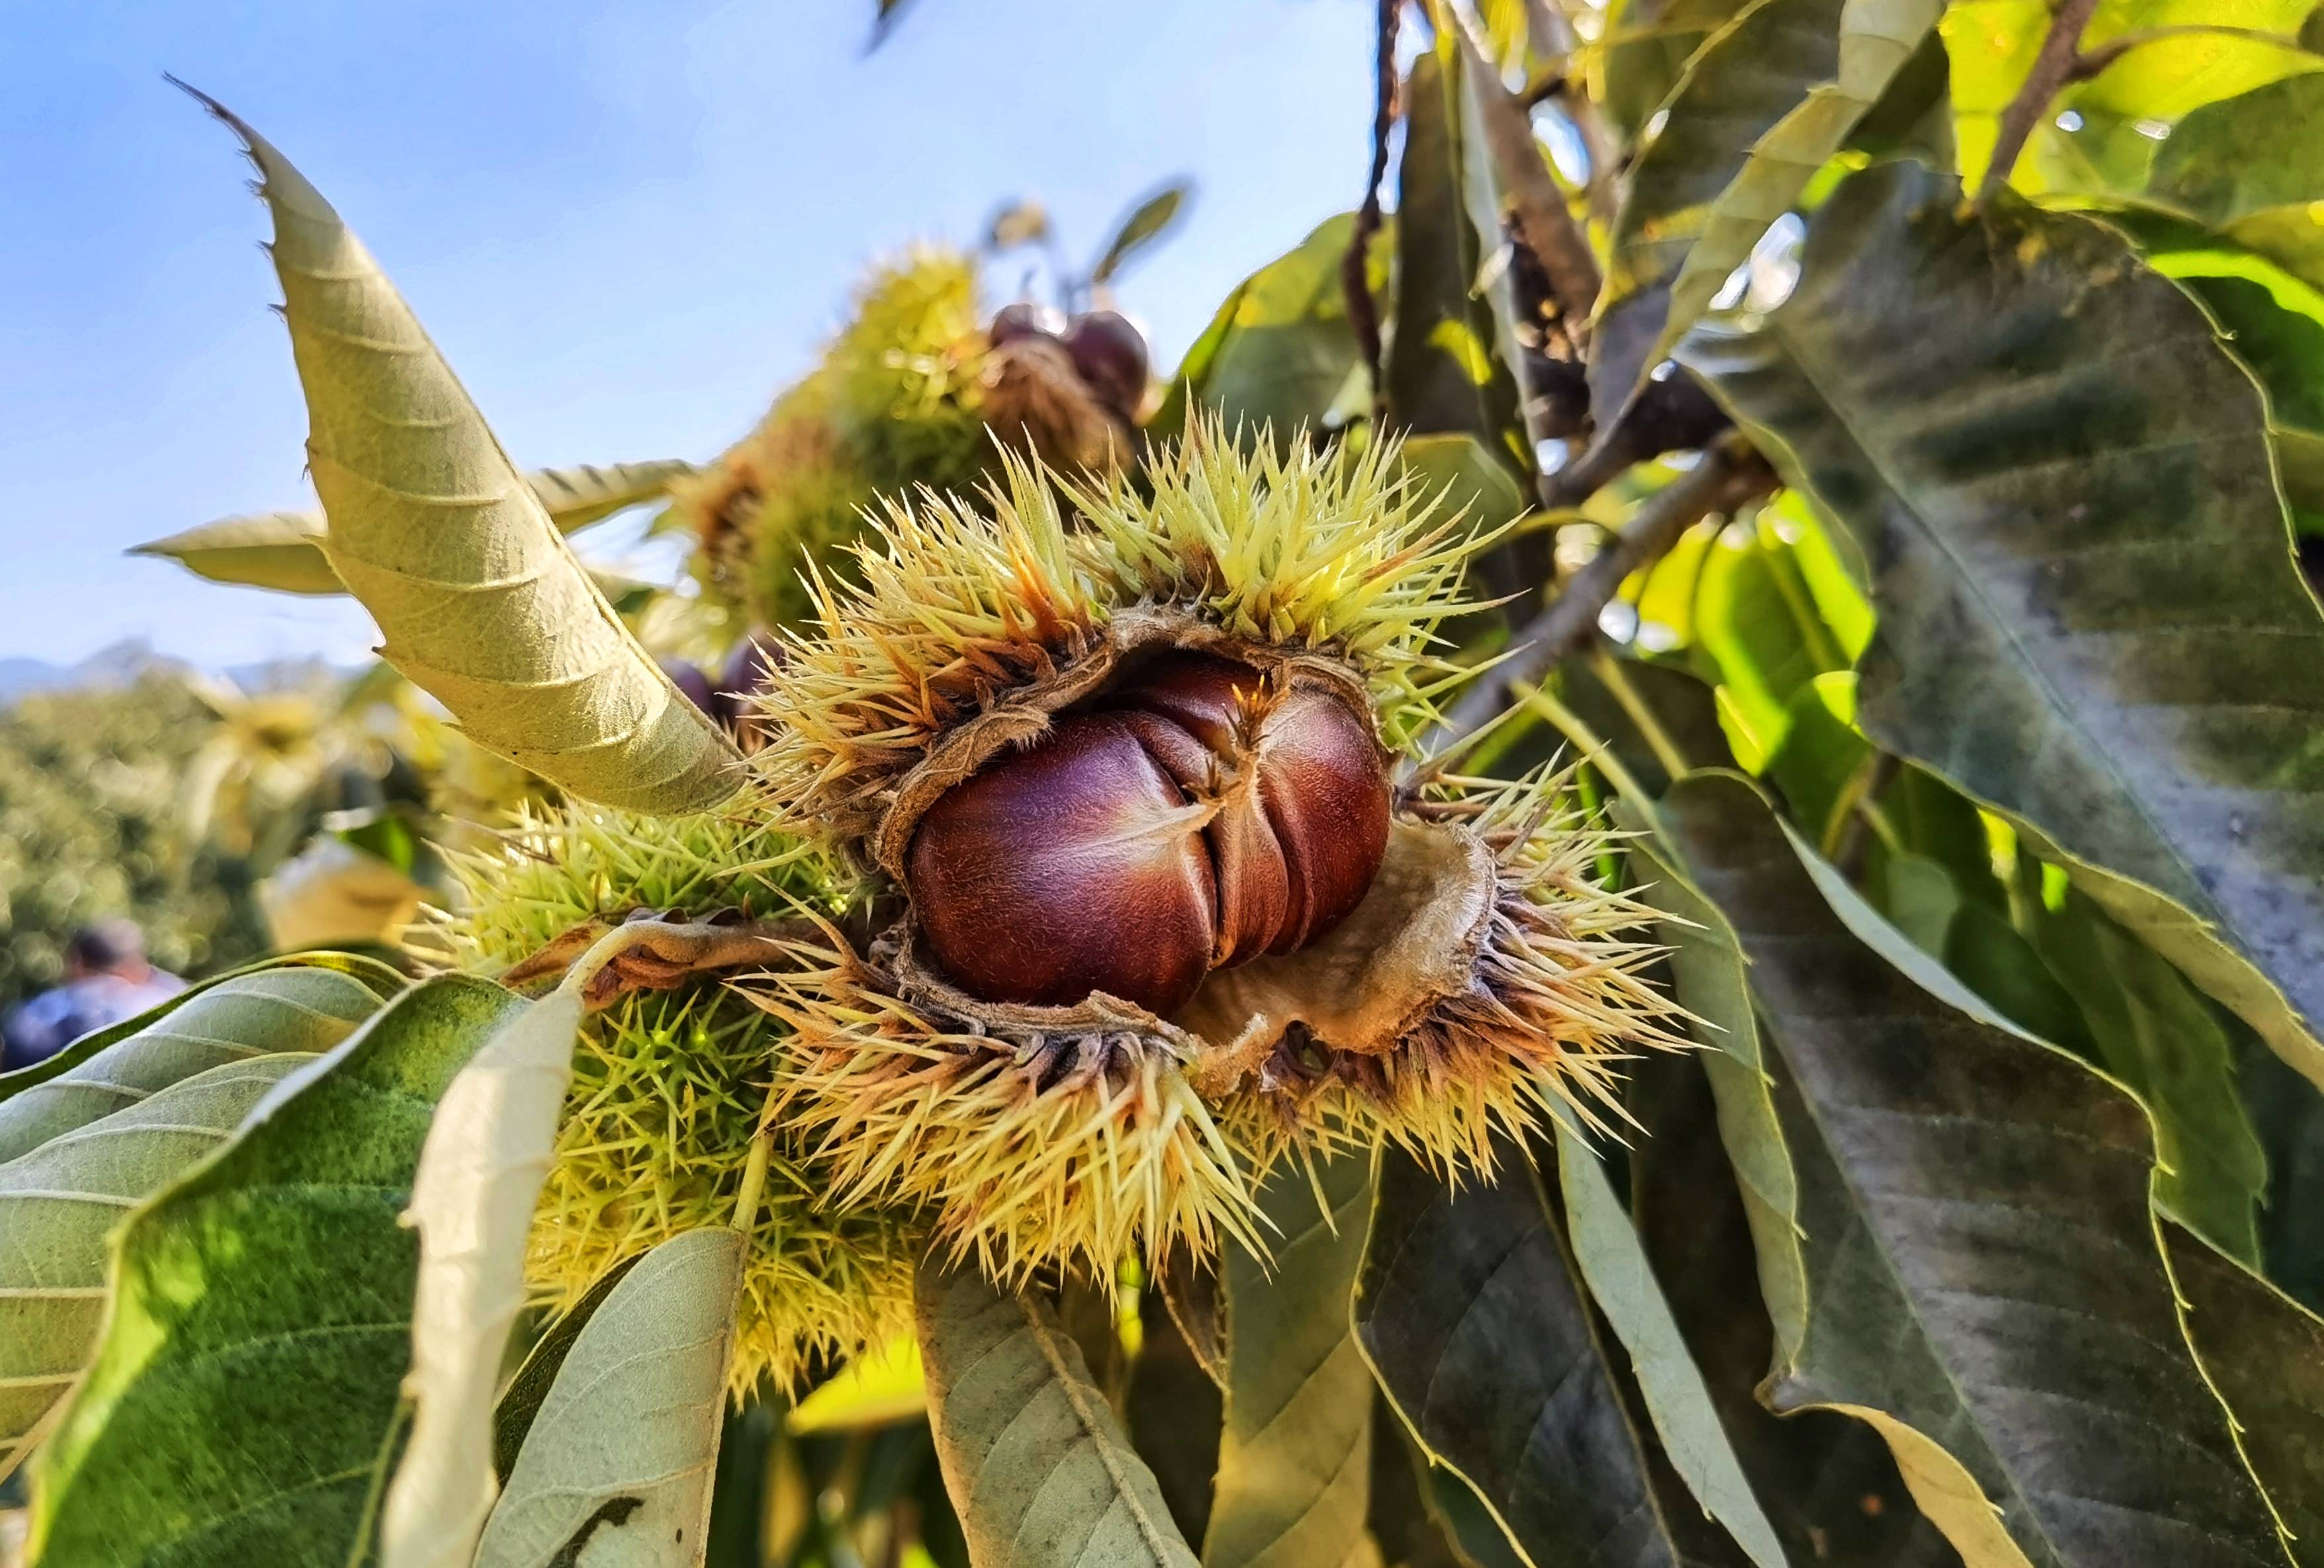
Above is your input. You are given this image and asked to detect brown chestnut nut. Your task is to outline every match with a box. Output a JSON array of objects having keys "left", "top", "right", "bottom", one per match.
[
  {"left": 989, "top": 300, "right": 1063, "bottom": 348},
  {"left": 1061, "top": 310, "right": 1149, "bottom": 421},
  {"left": 718, "top": 631, "right": 781, "bottom": 752},
  {"left": 905, "top": 650, "right": 1390, "bottom": 1014},
  {"left": 660, "top": 657, "right": 725, "bottom": 724}
]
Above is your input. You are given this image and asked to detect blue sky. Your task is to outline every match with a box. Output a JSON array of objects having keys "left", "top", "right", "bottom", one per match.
[{"left": 0, "top": 0, "right": 1371, "bottom": 667}]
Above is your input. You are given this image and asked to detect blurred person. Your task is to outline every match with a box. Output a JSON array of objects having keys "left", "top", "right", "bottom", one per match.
[{"left": 2, "top": 917, "right": 185, "bottom": 1070}]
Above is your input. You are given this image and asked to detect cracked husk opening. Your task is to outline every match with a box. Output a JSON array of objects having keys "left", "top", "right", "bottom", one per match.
[{"left": 1173, "top": 819, "right": 1498, "bottom": 1089}]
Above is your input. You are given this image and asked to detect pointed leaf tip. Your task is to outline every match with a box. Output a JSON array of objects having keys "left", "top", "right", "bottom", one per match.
[{"left": 189, "top": 94, "right": 742, "bottom": 813}]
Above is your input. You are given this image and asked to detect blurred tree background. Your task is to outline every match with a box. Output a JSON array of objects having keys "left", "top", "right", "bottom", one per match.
[{"left": 0, "top": 679, "right": 269, "bottom": 1009}]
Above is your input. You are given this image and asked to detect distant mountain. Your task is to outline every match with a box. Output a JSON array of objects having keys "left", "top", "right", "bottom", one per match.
[
  {"left": 0, "top": 640, "right": 185, "bottom": 703},
  {"left": 0, "top": 640, "right": 349, "bottom": 704}
]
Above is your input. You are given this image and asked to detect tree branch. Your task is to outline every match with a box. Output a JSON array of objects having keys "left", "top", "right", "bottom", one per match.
[
  {"left": 1976, "top": 0, "right": 2103, "bottom": 207},
  {"left": 1418, "top": 438, "right": 1775, "bottom": 760},
  {"left": 1345, "top": 0, "right": 1402, "bottom": 402}
]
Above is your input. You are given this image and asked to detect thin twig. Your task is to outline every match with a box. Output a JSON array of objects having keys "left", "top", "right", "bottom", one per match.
[
  {"left": 1976, "top": 0, "right": 2104, "bottom": 207},
  {"left": 1419, "top": 438, "right": 1774, "bottom": 759},
  {"left": 1345, "top": 0, "right": 1402, "bottom": 402},
  {"left": 1451, "top": 12, "right": 1600, "bottom": 336}
]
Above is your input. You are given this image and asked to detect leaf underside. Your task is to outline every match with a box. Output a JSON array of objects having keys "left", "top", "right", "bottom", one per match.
[
  {"left": 475, "top": 1226, "right": 742, "bottom": 1568},
  {"left": 0, "top": 1053, "right": 309, "bottom": 1482},
  {"left": 191, "top": 90, "right": 740, "bottom": 813},
  {"left": 1204, "top": 1151, "right": 1376, "bottom": 1568},
  {"left": 918, "top": 1260, "right": 1200, "bottom": 1568},
  {"left": 0, "top": 963, "right": 384, "bottom": 1165}
]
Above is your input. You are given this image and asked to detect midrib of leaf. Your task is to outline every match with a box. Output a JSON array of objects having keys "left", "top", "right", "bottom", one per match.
[{"left": 1024, "top": 1299, "right": 1186, "bottom": 1566}]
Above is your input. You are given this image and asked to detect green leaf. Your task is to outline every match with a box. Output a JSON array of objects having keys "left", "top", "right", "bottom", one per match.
[
  {"left": 1678, "top": 158, "right": 2324, "bottom": 1095},
  {"left": 1597, "top": 0, "right": 1945, "bottom": 417},
  {"left": 1692, "top": 512, "right": 1840, "bottom": 767},
  {"left": 490, "top": 1253, "right": 644, "bottom": 1483},
  {"left": 0, "top": 963, "right": 386, "bottom": 1164},
  {"left": 1357, "top": 1147, "right": 1738, "bottom": 1568},
  {"left": 187, "top": 89, "right": 742, "bottom": 814},
  {"left": 28, "top": 974, "right": 525, "bottom": 1565},
  {"left": 918, "top": 1260, "right": 1200, "bottom": 1568},
  {"left": 0, "top": 1053, "right": 309, "bottom": 1482},
  {"left": 1602, "top": 0, "right": 1756, "bottom": 139},
  {"left": 1621, "top": 824, "right": 1807, "bottom": 1352},
  {"left": 1204, "top": 1151, "right": 1376, "bottom": 1568},
  {"left": 1553, "top": 1126, "right": 1787, "bottom": 1568},
  {"left": 1656, "top": 771, "right": 2282, "bottom": 1568},
  {"left": 2149, "top": 252, "right": 2324, "bottom": 534},
  {"left": 1092, "top": 181, "right": 1192, "bottom": 286},
  {"left": 1384, "top": 45, "right": 1527, "bottom": 462},
  {"left": 1599, "top": 0, "right": 1844, "bottom": 419},
  {"left": 2163, "top": 1219, "right": 2324, "bottom": 1565},
  {"left": 1626, "top": 1053, "right": 1958, "bottom": 1565},
  {"left": 2033, "top": 889, "right": 2267, "bottom": 1263},
  {"left": 1150, "top": 215, "right": 1370, "bottom": 444},
  {"left": 128, "top": 509, "right": 345, "bottom": 594},
  {"left": 132, "top": 461, "right": 701, "bottom": 597},
  {"left": 380, "top": 989, "right": 586, "bottom": 1568},
  {"left": 474, "top": 1227, "right": 744, "bottom": 1568},
  {"left": 1396, "top": 433, "right": 1531, "bottom": 536},
  {"left": 1945, "top": 0, "right": 2319, "bottom": 193},
  {"left": 2149, "top": 77, "right": 2324, "bottom": 290}
]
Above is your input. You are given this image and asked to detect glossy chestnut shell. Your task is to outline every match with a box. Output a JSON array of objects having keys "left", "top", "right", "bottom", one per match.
[{"left": 904, "top": 650, "right": 1391, "bottom": 1014}]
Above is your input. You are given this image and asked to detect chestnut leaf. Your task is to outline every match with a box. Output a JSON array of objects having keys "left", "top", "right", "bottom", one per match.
[
  {"left": 380, "top": 988, "right": 586, "bottom": 1568},
  {"left": 0, "top": 961, "right": 386, "bottom": 1165},
  {"left": 183, "top": 87, "right": 742, "bottom": 815},
  {"left": 132, "top": 460, "right": 700, "bottom": 599},
  {"left": 475, "top": 1227, "right": 743, "bottom": 1568},
  {"left": 1595, "top": 0, "right": 1944, "bottom": 427},
  {"left": 1204, "top": 1149, "right": 1377, "bottom": 1568},
  {"left": 1679, "top": 161, "right": 2324, "bottom": 1091},
  {"left": 918, "top": 1260, "right": 1200, "bottom": 1568},
  {"left": 28, "top": 975, "right": 523, "bottom": 1565},
  {"left": 1656, "top": 771, "right": 2282, "bottom": 1567},
  {"left": 0, "top": 1053, "right": 308, "bottom": 1484}
]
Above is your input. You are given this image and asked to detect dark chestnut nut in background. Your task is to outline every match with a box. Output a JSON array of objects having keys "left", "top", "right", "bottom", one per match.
[
  {"left": 660, "top": 657, "right": 725, "bottom": 725},
  {"left": 904, "top": 649, "right": 1390, "bottom": 1015},
  {"left": 1061, "top": 310, "right": 1149, "bottom": 421},
  {"left": 718, "top": 631, "right": 781, "bottom": 752},
  {"left": 989, "top": 300, "right": 1063, "bottom": 347}
]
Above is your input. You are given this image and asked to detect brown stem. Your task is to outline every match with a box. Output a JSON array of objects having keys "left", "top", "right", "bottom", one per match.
[
  {"left": 1419, "top": 438, "right": 1775, "bottom": 760},
  {"left": 1345, "top": 0, "right": 1402, "bottom": 404},
  {"left": 1976, "top": 0, "right": 2103, "bottom": 207},
  {"left": 1451, "top": 14, "right": 1600, "bottom": 337}
]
